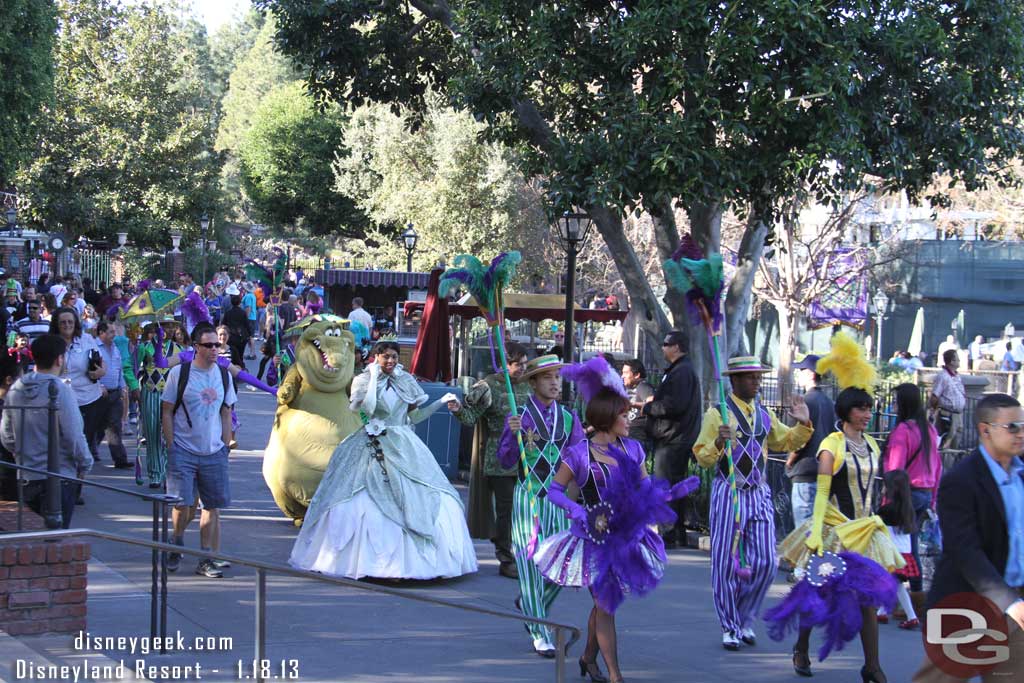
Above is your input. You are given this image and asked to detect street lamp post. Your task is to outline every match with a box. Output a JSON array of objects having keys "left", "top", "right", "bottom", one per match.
[
  {"left": 556, "top": 210, "right": 594, "bottom": 402},
  {"left": 873, "top": 290, "right": 890, "bottom": 362},
  {"left": 199, "top": 213, "right": 210, "bottom": 287},
  {"left": 401, "top": 223, "right": 418, "bottom": 272}
]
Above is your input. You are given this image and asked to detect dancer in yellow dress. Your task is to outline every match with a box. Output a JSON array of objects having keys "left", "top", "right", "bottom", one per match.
[{"left": 765, "top": 332, "right": 904, "bottom": 682}]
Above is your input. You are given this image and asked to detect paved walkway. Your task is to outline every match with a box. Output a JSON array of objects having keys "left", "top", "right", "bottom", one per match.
[{"left": 2, "top": 384, "right": 927, "bottom": 682}]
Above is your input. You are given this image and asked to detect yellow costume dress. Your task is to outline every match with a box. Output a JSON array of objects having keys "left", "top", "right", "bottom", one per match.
[{"left": 779, "top": 431, "right": 905, "bottom": 573}]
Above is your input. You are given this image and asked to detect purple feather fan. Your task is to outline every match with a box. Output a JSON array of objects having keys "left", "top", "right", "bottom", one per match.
[
  {"left": 763, "top": 552, "right": 897, "bottom": 661},
  {"left": 561, "top": 356, "right": 628, "bottom": 403},
  {"left": 582, "top": 442, "right": 677, "bottom": 614},
  {"left": 136, "top": 279, "right": 151, "bottom": 292},
  {"left": 181, "top": 291, "right": 212, "bottom": 329}
]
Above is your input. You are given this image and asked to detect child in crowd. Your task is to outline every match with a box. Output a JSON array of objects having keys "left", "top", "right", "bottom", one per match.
[{"left": 876, "top": 470, "right": 920, "bottom": 629}]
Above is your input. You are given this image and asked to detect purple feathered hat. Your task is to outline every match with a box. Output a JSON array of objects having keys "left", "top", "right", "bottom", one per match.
[{"left": 561, "top": 356, "right": 628, "bottom": 403}]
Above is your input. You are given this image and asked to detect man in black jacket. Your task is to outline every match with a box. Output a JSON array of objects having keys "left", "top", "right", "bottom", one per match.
[
  {"left": 642, "top": 329, "right": 701, "bottom": 547},
  {"left": 913, "top": 393, "right": 1024, "bottom": 682}
]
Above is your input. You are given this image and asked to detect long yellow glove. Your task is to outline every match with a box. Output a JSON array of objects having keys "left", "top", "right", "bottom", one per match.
[{"left": 805, "top": 473, "right": 833, "bottom": 555}]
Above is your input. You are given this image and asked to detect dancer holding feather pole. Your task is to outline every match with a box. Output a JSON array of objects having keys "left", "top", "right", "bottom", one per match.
[
  {"left": 439, "top": 251, "right": 583, "bottom": 658},
  {"left": 665, "top": 237, "right": 813, "bottom": 651}
]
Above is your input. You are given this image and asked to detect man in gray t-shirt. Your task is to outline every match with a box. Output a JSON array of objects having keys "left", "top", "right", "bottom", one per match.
[{"left": 161, "top": 322, "right": 237, "bottom": 578}]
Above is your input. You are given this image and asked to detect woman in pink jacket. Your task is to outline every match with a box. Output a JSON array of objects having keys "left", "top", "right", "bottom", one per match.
[{"left": 884, "top": 383, "right": 942, "bottom": 593}]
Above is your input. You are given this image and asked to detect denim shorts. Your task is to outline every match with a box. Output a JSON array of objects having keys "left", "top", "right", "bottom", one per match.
[{"left": 167, "top": 444, "right": 230, "bottom": 509}]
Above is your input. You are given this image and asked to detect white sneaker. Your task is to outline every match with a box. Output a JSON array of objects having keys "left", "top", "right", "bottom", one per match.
[
  {"left": 532, "top": 637, "right": 555, "bottom": 658},
  {"left": 722, "top": 632, "right": 740, "bottom": 651},
  {"left": 740, "top": 627, "right": 756, "bottom": 645}
]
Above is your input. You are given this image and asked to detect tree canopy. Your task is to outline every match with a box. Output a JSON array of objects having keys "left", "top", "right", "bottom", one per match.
[
  {"left": 333, "top": 95, "right": 556, "bottom": 273},
  {"left": 16, "top": 0, "right": 223, "bottom": 247},
  {"left": 261, "top": 0, "right": 1024, "bottom": 361},
  {"left": 239, "top": 81, "right": 366, "bottom": 237},
  {"left": 0, "top": 0, "right": 57, "bottom": 188}
]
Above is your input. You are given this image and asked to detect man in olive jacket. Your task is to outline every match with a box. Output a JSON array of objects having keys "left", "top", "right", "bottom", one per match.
[{"left": 642, "top": 330, "right": 701, "bottom": 547}]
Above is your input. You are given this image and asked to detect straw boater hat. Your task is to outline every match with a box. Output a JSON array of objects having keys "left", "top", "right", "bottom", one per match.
[
  {"left": 522, "top": 354, "right": 565, "bottom": 379},
  {"left": 722, "top": 356, "right": 772, "bottom": 375}
]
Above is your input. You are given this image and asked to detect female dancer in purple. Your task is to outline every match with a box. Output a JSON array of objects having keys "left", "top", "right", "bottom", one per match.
[{"left": 532, "top": 357, "right": 699, "bottom": 683}]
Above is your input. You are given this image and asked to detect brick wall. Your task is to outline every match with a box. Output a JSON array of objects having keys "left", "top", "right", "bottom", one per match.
[{"left": 0, "top": 502, "right": 89, "bottom": 636}]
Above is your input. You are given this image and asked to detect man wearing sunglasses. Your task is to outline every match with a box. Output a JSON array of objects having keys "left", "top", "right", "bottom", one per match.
[
  {"left": 914, "top": 393, "right": 1024, "bottom": 681},
  {"left": 161, "top": 322, "right": 237, "bottom": 579},
  {"left": 14, "top": 299, "right": 52, "bottom": 343}
]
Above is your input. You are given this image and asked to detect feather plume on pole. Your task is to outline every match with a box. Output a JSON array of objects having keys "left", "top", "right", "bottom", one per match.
[
  {"left": 662, "top": 235, "right": 752, "bottom": 580},
  {"left": 439, "top": 252, "right": 546, "bottom": 554}
]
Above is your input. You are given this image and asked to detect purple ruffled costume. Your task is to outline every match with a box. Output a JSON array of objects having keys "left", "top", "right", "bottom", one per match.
[{"left": 532, "top": 437, "right": 676, "bottom": 613}]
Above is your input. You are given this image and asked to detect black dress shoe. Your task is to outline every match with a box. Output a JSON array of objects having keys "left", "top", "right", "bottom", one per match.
[
  {"left": 792, "top": 648, "right": 813, "bottom": 677},
  {"left": 499, "top": 562, "right": 519, "bottom": 579},
  {"left": 579, "top": 657, "right": 609, "bottom": 683},
  {"left": 112, "top": 462, "right": 134, "bottom": 470}
]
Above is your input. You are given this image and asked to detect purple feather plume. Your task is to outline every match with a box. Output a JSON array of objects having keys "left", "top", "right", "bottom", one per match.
[
  {"left": 764, "top": 552, "right": 897, "bottom": 661},
  {"left": 671, "top": 233, "right": 702, "bottom": 261},
  {"left": 136, "top": 279, "right": 151, "bottom": 292},
  {"left": 583, "top": 442, "right": 677, "bottom": 613},
  {"left": 561, "top": 356, "right": 628, "bottom": 403},
  {"left": 181, "top": 291, "right": 212, "bottom": 329}
]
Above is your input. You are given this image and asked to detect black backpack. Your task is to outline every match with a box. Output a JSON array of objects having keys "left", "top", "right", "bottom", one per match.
[{"left": 173, "top": 362, "right": 231, "bottom": 429}]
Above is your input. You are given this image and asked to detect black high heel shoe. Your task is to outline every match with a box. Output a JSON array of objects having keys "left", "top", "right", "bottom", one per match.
[
  {"left": 860, "top": 666, "right": 886, "bottom": 683},
  {"left": 792, "top": 648, "right": 813, "bottom": 677},
  {"left": 578, "top": 657, "right": 608, "bottom": 683}
]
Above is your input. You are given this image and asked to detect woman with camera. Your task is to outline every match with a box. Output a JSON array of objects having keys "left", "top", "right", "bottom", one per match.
[{"left": 51, "top": 307, "right": 106, "bottom": 495}]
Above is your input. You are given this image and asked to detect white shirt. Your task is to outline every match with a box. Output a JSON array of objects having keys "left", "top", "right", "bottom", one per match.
[
  {"left": 348, "top": 307, "right": 373, "bottom": 335},
  {"left": 63, "top": 333, "right": 103, "bottom": 406},
  {"left": 161, "top": 363, "right": 238, "bottom": 455}
]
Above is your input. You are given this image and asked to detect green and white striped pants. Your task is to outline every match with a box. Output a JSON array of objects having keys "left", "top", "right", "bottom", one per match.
[{"left": 512, "top": 482, "right": 569, "bottom": 642}]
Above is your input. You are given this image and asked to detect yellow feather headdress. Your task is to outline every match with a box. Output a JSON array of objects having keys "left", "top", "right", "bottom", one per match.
[{"left": 815, "top": 330, "right": 877, "bottom": 391}]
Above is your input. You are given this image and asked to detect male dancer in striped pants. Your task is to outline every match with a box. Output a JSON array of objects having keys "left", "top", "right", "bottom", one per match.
[
  {"left": 693, "top": 357, "right": 812, "bottom": 651},
  {"left": 497, "top": 354, "right": 584, "bottom": 657}
]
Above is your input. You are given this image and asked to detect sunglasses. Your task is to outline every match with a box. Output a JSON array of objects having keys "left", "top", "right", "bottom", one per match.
[
  {"left": 195, "top": 342, "right": 222, "bottom": 349},
  {"left": 986, "top": 421, "right": 1024, "bottom": 434}
]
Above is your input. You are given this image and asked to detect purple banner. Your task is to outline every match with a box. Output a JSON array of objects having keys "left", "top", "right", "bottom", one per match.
[{"left": 806, "top": 248, "right": 868, "bottom": 328}]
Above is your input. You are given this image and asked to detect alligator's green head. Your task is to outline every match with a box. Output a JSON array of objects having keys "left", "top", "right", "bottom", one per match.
[{"left": 295, "top": 319, "right": 355, "bottom": 393}]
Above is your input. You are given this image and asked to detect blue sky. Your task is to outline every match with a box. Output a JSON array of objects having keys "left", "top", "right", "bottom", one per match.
[{"left": 193, "top": 0, "right": 251, "bottom": 33}]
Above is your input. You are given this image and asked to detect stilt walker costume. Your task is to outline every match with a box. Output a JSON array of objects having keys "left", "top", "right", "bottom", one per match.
[
  {"left": 496, "top": 354, "right": 585, "bottom": 657},
  {"left": 693, "top": 356, "right": 813, "bottom": 650}
]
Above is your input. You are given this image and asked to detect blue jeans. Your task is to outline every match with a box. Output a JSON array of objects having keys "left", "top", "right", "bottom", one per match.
[
  {"left": 909, "top": 488, "right": 933, "bottom": 592},
  {"left": 791, "top": 481, "right": 817, "bottom": 528}
]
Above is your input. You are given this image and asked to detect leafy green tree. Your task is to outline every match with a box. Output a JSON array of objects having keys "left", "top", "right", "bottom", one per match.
[
  {"left": 215, "top": 15, "right": 302, "bottom": 221},
  {"left": 333, "top": 96, "right": 557, "bottom": 274},
  {"left": 0, "top": 0, "right": 56, "bottom": 187},
  {"left": 239, "top": 81, "right": 365, "bottom": 237},
  {"left": 261, "top": 0, "right": 1024, "bottom": 366},
  {"left": 16, "top": 0, "right": 223, "bottom": 247}
]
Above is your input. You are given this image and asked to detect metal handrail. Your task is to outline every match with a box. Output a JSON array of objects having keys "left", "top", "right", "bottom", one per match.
[
  {"left": 0, "top": 460, "right": 181, "bottom": 650},
  {"left": 2, "top": 528, "right": 581, "bottom": 683}
]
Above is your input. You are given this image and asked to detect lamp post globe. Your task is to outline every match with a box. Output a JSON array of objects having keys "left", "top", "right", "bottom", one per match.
[
  {"left": 199, "top": 213, "right": 211, "bottom": 286},
  {"left": 401, "top": 223, "right": 418, "bottom": 272},
  {"left": 872, "top": 291, "right": 889, "bottom": 361},
  {"left": 555, "top": 209, "right": 593, "bottom": 401}
]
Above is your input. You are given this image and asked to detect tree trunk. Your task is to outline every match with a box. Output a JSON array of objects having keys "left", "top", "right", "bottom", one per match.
[
  {"left": 774, "top": 300, "right": 797, "bottom": 403},
  {"left": 588, "top": 204, "right": 671, "bottom": 357},
  {"left": 724, "top": 214, "right": 768, "bottom": 358}
]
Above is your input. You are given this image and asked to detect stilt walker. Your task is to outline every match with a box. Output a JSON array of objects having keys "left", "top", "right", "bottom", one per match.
[{"left": 666, "top": 237, "right": 813, "bottom": 651}]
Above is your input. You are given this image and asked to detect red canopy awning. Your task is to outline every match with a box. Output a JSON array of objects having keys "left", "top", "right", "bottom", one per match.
[{"left": 404, "top": 292, "right": 627, "bottom": 324}]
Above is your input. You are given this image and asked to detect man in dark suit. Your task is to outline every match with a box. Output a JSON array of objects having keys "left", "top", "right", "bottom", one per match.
[
  {"left": 641, "top": 329, "right": 701, "bottom": 547},
  {"left": 914, "top": 393, "right": 1024, "bottom": 682}
]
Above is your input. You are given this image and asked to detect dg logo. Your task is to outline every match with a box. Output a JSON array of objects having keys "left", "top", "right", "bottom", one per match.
[{"left": 923, "top": 592, "right": 1012, "bottom": 678}]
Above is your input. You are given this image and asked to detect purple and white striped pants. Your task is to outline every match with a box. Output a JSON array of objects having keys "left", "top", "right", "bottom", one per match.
[{"left": 709, "top": 476, "right": 778, "bottom": 635}]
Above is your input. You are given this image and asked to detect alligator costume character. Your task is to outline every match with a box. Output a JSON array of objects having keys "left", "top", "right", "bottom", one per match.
[{"left": 263, "top": 316, "right": 362, "bottom": 524}]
